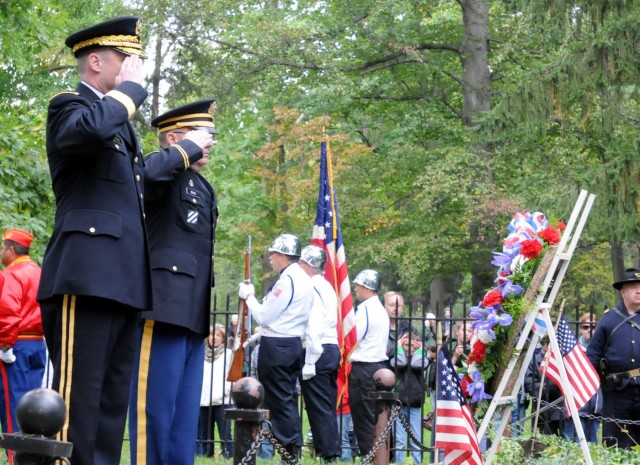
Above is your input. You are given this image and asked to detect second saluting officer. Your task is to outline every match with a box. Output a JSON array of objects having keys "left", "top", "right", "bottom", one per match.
[{"left": 128, "top": 101, "right": 216, "bottom": 465}]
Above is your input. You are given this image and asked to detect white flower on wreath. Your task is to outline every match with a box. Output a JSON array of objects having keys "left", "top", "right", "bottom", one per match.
[{"left": 477, "top": 330, "right": 493, "bottom": 344}]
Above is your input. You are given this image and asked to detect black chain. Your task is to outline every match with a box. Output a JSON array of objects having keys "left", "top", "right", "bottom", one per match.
[
  {"left": 360, "top": 403, "right": 401, "bottom": 465},
  {"left": 396, "top": 409, "right": 434, "bottom": 453},
  {"left": 527, "top": 395, "right": 640, "bottom": 426}
]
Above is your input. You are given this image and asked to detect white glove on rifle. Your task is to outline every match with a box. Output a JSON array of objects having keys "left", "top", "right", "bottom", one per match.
[
  {"left": 243, "top": 331, "right": 262, "bottom": 349},
  {"left": 238, "top": 283, "right": 255, "bottom": 300},
  {"left": 302, "top": 363, "right": 316, "bottom": 381},
  {"left": 1, "top": 348, "right": 16, "bottom": 364}
]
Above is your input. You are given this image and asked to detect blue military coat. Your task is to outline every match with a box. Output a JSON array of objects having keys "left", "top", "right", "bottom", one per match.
[
  {"left": 587, "top": 304, "right": 640, "bottom": 390},
  {"left": 143, "top": 148, "right": 217, "bottom": 336},
  {"left": 38, "top": 82, "right": 152, "bottom": 311}
]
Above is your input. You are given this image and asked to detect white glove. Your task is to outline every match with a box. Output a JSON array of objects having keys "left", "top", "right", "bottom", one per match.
[
  {"left": 239, "top": 283, "right": 255, "bottom": 300},
  {"left": 1, "top": 348, "right": 16, "bottom": 364},
  {"left": 243, "top": 332, "right": 262, "bottom": 349},
  {"left": 302, "top": 363, "right": 316, "bottom": 381}
]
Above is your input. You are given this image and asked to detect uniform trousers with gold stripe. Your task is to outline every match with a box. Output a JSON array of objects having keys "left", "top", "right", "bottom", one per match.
[
  {"left": 40, "top": 295, "right": 138, "bottom": 465},
  {"left": 129, "top": 321, "right": 204, "bottom": 465}
]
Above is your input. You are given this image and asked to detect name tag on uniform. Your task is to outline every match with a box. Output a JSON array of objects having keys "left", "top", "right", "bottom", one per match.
[{"left": 186, "top": 187, "right": 200, "bottom": 198}]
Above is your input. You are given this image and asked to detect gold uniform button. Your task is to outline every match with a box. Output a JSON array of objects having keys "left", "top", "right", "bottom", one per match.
[
  {"left": 89, "top": 227, "right": 96, "bottom": 234},
  {"left": 115, "top": 144, "right": 120, "bottom": 150},
  {"left": 143, "top": 213, "right": 146, "bottom": 219},
  {"left": 192, "top": 198, "right": 197, "bottom": 204},
  {"left": 140, "top": 193, "right": 144, "bottom": 200},
  {"left": 172, "top": 266, "right": 178, "bottom": 272},
  {"left": 136, "top": 175, "right": 141, "bottom": 182},
  {"left": 134, "top": 157, "right": 139, "bottom": 164}
]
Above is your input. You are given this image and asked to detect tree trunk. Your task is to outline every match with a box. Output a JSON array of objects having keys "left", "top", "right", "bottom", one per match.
[
  {"left": 430, "top": 275, "right": 445, "bottom": 317},
  {"left": 610, "top": 241, "right": 625, "bottom": 306}
]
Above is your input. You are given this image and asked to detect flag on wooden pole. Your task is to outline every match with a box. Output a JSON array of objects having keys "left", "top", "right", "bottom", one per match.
[
  {"left": 312, "top": 136, "right": 356, "bottom": 406},
  {"left": 542, "top": 314, "right": 600, "bottom": 414},
  {"left": 435, "top": 346, "right": 483, "bottom": 465}
]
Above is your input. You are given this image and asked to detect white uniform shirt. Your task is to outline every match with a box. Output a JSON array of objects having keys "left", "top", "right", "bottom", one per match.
[
  {"left": 348, "top": 295, "right": 389, "bottom": 363},
  {"left": 247, "top": 262, "right": 313, "bottom": 337},
  {"left": 304, "top": 274, "right": 340, "bottom": 365}
]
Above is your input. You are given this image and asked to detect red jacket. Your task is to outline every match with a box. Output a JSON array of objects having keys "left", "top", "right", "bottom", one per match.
[{"left": 0, "top": 256, "right": 42, "bottom": 348}]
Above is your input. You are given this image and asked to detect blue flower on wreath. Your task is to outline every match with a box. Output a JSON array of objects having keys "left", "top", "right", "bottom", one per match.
[
  {"left": 469, "top": 306, "right": 513, "bottom": 339},
  {"left": 466, "top": 370, "right": 493, "bottom": 403},
  {"left": 494, "top": 274, "right": 523, "bottom": 298}
]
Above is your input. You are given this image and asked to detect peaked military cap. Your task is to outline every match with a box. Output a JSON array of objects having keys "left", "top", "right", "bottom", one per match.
[
  {"left": 151, "top": 99, "right": 218, "bottom": 134},
  {"left": 613, "top": 268, "right": 640, "bottom": 290},
  {"left": 65, "top": 16, "right": 145, "bottom": 58}
]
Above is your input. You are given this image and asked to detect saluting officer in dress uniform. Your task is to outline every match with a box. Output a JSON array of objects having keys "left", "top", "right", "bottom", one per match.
[
  {"left": 347, "top": 269, "right": 390, "bottom": 457},
  {"left": 128, "top": 101, "right": 216, "bottom": 465},
  {"left": 238, "top": 234, "right": 313, "bottom": 459},
  {"left": 37, "top": 16, "right": 151, "bottom": 465},
  {"left": 298, "top": 245, "right": 341, "bottom": 461},
  {"left": 587, "top": 268, "right": 640, "bottom": 448}
]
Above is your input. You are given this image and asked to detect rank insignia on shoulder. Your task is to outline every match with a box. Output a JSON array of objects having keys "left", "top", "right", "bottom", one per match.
[{"left": 50, "top": 91, "right": 80, "bottom": 101}]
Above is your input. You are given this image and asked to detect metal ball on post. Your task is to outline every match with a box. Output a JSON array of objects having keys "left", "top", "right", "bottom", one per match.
[
  {"left": 224, "top": 377, "right": 269, "bottom": 465},
  {"left": 367, "top": 368, "right": 398, "bottom": 465},
  {"left": 0, "top": 388, "right": 73, "bottom": 465}
]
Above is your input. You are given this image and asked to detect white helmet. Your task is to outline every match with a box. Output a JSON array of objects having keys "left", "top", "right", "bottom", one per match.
[
  {"left": 268, "top": 233, "right": 301, "bottom": 257},
  {"left": 353, "top": 269, "right": 381, "bottom": 291},
  {"left": 300, "top": 245, "right": 327, "bottom": 270}
]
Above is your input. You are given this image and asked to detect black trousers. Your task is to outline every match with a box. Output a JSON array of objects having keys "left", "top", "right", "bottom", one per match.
[
  {"left": 301, "top": 344, "right": 341, "bottom": 459},
  {"left": 258, "top": 336, "right": 304, "bottom": 447},
  {"left": 602, "top": 383, "right": 640, "bottom": 448},
  {"left": 40, "top": 295, "right": 138, "bottom": 465},
  {"left": 348, "top": 360, "right": 388, "bottom": 456}
]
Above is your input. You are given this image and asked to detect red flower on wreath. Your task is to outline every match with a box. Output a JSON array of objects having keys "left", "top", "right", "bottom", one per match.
[
  {"left": 520, "top": 238, "right": 543, "bottom": 259},
  {"left": 468, "top": 340, "right": 488, "bottom": 364},
  {"left": 556, "top": 221, "right": 566, "bottom": 231},
  {"left": 482, "top": 289, "right": 502, "bottom": 308},
  {"left": 538, "top": 227, "right": 561, "bottom": 245},
  {"left": 461, "top": 375, "right": 472, "bottom": 396}
]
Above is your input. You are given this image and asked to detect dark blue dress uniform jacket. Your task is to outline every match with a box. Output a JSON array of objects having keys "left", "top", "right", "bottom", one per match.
[
  {"left": 37, "top": 82, "right": 152, "bottom": 310},
  {"left": 587, "top": 304, "right": 640, "bottom": 390},
  {"left": 143, "top": 149, "right": 217, "bottom": 336}
]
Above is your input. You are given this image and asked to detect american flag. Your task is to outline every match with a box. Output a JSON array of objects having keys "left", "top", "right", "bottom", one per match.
[
  {"left": 435, "top": 346, "right": 483, "bottom": 465},
  {"left": 312, "top": 137, "right": 357, "bottom": 406},
  {"left": 542, "top": 314, "right": 600, "bottom": 414}
]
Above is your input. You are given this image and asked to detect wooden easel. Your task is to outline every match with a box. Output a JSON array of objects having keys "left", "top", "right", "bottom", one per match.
[{"left": 476, "top": 190, "right": 596, "bottom": 465}]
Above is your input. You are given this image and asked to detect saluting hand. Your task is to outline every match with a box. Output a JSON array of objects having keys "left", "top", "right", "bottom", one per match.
[
  {"left": 184, "top": 129, "right": 214, "bottom": 150},
  {"left": 116, "top": 55, "right": 145, "bottom": 87}
]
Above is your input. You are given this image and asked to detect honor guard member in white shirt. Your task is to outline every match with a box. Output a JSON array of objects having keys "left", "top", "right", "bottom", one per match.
[
  {"left": 298, "top": 245, "right": 341, "bottom": 461},
  {"left": 128, "top": 100, "right": 216, "bottom": 465},
  {"left": 347, "top": 269, "right": 390, "bottom": 457},
  {"left": 238, "top": 233, "right": 313, "bottom": 460}
]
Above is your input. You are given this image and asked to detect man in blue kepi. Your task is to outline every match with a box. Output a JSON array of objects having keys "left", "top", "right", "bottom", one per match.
[{"left": 587, "top": 268, "right": 640, "bottom": 448}]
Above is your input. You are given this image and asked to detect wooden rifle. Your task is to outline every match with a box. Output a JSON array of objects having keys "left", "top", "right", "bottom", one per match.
[{"left": 227, "top": 235, "right": 251, "bottom": 382}]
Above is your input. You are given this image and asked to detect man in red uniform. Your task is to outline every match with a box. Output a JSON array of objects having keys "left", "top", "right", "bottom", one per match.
[{"left": 0, "top": 229, "right": 47, "bottom": 439}]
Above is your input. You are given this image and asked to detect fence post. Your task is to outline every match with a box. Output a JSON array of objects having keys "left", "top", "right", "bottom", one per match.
[
  {"left": 0, "top": 388, "right": 73, "bottom": 465},
  {"left": 368, "top": 368, "right": 398, "bottom": 465},
  {"left": 224, "top": 377, "right": 269, "bottom": 465}
]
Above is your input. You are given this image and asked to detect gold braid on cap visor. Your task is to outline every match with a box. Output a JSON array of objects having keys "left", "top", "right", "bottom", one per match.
[{"left": 72, "top": 34, "right": 142, "bottom": 54}]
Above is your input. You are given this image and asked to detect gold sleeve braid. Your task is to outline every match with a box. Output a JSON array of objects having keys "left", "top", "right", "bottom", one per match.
[
  {"left": 107, "top": 90, "right": 136, "bottom": 119},
  {"left": 173, "top": 144, "right": 190, "bottom": 170}
]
